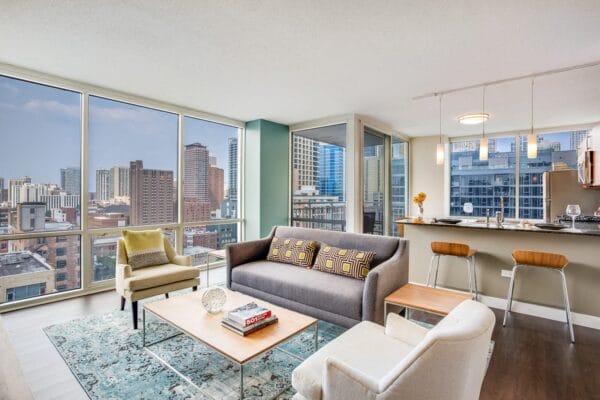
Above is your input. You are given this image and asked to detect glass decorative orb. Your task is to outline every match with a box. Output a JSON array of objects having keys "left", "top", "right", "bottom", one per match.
[{"left": 202, "top": 287, "right": 227, "bottom": 314}]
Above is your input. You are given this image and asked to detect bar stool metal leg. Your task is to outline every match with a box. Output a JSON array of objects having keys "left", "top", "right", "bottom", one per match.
[
  {"left": 558, "top": 269, "right": 575, "bottom": 343},
  {"left": 471, "top": 255, "right": 479, "bottom": 301},
  {"left": 427, "top": 255, "right": 437, "bottom": 287},
  {"left": 465, "top": 257, "right": 474, "bottom": 296},
  {"left": 503, "top": 264, "right": 519, "bottom": 327},
  {"left": 433, "top": 255, "right": 441, "bottom": 288}
]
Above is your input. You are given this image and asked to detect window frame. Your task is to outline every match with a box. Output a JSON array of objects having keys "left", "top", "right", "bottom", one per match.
[{"left": 0, "top": 64, "right": 245, "bottom": 312}]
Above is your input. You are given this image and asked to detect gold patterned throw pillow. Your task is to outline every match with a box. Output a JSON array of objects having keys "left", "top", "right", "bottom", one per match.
[
  {"left": 267, "top": 237, "right": 317, "bottom": 268},
  {"left": 122, "top": 229, "right": 169, "bottom": 270},
  {"left": 313, "top": 245, "right": 376, "bottom": 280}
]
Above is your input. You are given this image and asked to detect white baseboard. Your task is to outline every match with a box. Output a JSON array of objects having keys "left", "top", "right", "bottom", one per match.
[{"left": 479, "top": 295, "right": 600, "bottom": 330}]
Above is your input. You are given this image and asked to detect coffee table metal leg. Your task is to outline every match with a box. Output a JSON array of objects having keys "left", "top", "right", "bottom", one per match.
[
  {"left": 384, "top": 301, "right": 388, "bottom": 325},
  {"left": 206, "top": 254, "right": 210, "bottom": 288},
  {"left": 239, "top": 363, "right": 244, "bottom": 399},
  {"left": 314, "top": 321, "right": 319, "bottom": 352},
  {"left": 142, "top": 308, "right": 146, "bottom": 347}
]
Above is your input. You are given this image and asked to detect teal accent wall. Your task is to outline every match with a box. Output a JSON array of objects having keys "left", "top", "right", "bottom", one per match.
[{"left": 244, "top": 119, "right": 290, "bottom": 240}]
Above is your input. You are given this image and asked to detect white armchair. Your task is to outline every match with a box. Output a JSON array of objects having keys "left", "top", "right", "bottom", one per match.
[{"left": 292, "top": 300, "right": 495, "bottom": 400}]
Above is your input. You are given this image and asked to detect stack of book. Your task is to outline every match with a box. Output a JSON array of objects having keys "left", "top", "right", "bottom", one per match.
[{"left": 222, "top": 302, "right": 278, "bottom": 336}]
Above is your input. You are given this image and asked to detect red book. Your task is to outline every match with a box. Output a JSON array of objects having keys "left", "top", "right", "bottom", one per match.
[
  {"left": 243, "top": 310, "right": 272, "bottom": 327},
  {"left": 227, "top": 302, "right": 272, "bottom": 327}
]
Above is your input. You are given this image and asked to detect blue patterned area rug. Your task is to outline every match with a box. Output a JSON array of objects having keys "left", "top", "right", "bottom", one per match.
[{"left": 44, "top": 305, "right": 345, "bottom": 400}]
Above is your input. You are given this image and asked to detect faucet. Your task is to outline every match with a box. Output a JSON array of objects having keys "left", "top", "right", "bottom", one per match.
[{"left": 495, "top": 196, "right": 505, "bottom": 228}]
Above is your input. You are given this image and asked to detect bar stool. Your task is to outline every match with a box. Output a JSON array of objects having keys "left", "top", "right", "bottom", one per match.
[
  {"left": 427, "top": 242, "right": 478, "bottom": 299},
  {"left": 502, "top": 250, "right": 574, "bottom": 343}
]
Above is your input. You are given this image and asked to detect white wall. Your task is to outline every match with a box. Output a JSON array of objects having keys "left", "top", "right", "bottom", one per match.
[{"left": 408, "top": 136, "right": 447, "bottom": 217}]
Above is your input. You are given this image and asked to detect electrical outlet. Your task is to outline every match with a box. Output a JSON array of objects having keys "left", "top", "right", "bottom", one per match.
[{"left": 501, "top": 269, "right": 513, "bottom": 278}]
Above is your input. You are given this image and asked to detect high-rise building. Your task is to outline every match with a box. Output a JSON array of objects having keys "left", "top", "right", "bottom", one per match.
[
  {"left": 228, "top": 137, "right": 238, "bottom": 217},
  {"left": 318, "top": 144, "right": 345, "bottom": 201},
  {"left": 570, "top": 130, "right": 589, "bottom": 152},
  {"left": 18, "top": 183, "right": 48, "bottom": 204},
  {"left": 292, "top": 136, "right": 319, "bottom": 191},
  {"left": 0, "top": 177, "right": 4, "bottom": 202},
  {"left": 184, "top": 143, "right": 210, "bottom": 202},
  {"left": 130, "top": 160, "right": 174, "bottom": 225},
  {"left": 209, "top": 165, "right": 224, "bottom": 211},
  {"left": 45, "top": 235, "right": 81, "bottom": 292},
  {"left": 8, "top": 177, "right": 31, "bottom": 207},
  {"left": 16, "top": 202, "right": 46, "bottom": 232},
  {"left": 111, "top": 165, "right": 130, "bottom": 198},
  {"left": 60, "top": 167, "right": 80, "bottom": 195},
  {"left": 95, "top": 169, "right": 112, "bottom": 201}
]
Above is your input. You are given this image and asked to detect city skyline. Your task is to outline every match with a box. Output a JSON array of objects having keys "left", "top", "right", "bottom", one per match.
[{"left": 0, "top": 75, "right": 239, "bottom": 188}]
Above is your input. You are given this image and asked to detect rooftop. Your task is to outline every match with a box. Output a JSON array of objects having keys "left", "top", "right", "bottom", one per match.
[{"left": 0, "top": 251, "right": 52, "bottom": 277}]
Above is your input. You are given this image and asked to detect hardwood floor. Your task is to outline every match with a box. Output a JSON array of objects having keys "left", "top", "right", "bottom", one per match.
[{"left": 2, "top": 289, "right": 600, "bottom": 399}]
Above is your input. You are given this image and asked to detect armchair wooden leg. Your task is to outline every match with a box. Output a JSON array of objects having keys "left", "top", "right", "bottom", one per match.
[
  {"left": 165, "top": 293, "right": 169, "bottom": 299},
  {"left": 120, "top": 296, "right": 126, "bottom": 311},
  {"left": 192, "top": 286, "right": 198, "bottom": 292},
  {"left": 132, "top": 301, "right": 139, "bottom": 330}
]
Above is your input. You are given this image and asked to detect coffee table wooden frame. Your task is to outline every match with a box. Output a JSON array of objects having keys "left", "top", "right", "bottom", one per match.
[{"left": 142, "top": 290, "right": 318, "bottom": 399}]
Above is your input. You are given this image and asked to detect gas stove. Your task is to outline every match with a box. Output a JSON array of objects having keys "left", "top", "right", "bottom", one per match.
[{"left": 556, "top": 215, "right": 600, "bottom": 223}]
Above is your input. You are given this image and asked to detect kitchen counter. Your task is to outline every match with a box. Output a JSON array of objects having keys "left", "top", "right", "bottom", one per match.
[
  {"left": 396, "top": 218, "right": 600, "bottom": 321},
  {"left": 396, "top": 218, "right": 600, "bottom": 237}
]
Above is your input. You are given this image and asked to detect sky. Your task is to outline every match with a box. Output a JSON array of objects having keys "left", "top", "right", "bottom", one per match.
[{"left": 0, "top": 75, "right": 238, "bottom": 190}]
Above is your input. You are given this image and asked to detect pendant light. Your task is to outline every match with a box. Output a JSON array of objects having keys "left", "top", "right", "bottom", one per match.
[
  {"left": 479, "top": 86, "right": 488, "bottom": 161},
  {"left": 436, "top": 94, "right": 444, "bottom": 165},
  {"left": 527, "top": 78, "right": 538, "bottom": 159}
]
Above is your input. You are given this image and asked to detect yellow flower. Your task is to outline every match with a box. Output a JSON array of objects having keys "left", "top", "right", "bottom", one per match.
[{"left": 412, "top": 192, "right": 427, "bottom": 204}]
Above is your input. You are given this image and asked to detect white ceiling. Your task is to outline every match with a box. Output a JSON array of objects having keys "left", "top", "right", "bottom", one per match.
[{"left": 1, "top": 1, "right": 599, "bottom": 137}]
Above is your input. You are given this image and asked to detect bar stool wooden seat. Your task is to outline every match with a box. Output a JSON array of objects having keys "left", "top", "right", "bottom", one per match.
[
  {"left": 503, "top": 250, "right": 574, "bottom": 343},
  {"left": 427, "top": 241, "right": 478, "bottom": 299}
]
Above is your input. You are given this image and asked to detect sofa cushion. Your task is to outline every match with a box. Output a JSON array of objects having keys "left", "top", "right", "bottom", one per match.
[
  {"left": 231, "top": 261, "right": 364, "bottom": 321},
  {"left": 313, "top": 245, "right": 375, "bottom": 280},
  {"left": 267, "top": 237, "right": 317, "bottom": 267},
  {"left": 292, "top": 321, "right": 414, "bottom": 400},
  {"left": 122, "top": 229, "right": 169, "bottom": 269},
  {"left": 272, "top": 226, "right": 399, "bottom": 267},
  {"left": 125, "top": 263, "right": 199, "bottom": 291}
]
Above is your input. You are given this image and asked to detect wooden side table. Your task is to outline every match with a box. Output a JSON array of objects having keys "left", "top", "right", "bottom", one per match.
[{"left": 384, "top": 283, "right": 473, "bottom": 323}]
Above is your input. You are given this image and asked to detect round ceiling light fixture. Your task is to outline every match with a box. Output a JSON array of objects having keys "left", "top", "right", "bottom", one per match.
[{"left": 457, "top": 113, "right": 490, "bottom": 125}]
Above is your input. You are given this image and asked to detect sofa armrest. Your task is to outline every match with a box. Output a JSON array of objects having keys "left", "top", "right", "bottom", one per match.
[
  {"left": 226, "top": 237, "right": 272, "bottom": 288},
  {"left": 362, "top": 239, "right": 409, "bottom": 324},
  {"left": 385, "top": 313, "right": 429, "bottom": 346},
  {"left": 323, "top": 356, "right": 379, "bottom": 400},
  {"left": 115, "top": 263, "right": 132, "bottom": 295}
]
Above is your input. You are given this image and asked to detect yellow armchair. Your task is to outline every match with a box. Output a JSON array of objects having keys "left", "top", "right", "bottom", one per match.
[{"left": 116, "top": 235, "right": 199, "bottom": 329}]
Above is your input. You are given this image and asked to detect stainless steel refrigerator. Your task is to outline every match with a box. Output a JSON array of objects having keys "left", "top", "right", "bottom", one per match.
[{"left": 543, "top": 169, "right": 600, "bottom": 222}]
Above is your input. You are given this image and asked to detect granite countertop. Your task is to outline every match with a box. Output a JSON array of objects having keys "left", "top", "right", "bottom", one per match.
[{"left": 396, "top": 218, "right": 600, "bottom": 237}]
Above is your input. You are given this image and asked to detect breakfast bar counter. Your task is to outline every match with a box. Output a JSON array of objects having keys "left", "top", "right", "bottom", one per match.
[
  {"left": 396, "top": 218, "right": 600, "bottom": 324},
  {"left": 396, "top": 217, "right": 600, "bottom": 236}
]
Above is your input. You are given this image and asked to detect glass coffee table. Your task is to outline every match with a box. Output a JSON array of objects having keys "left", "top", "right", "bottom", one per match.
[{"left": 142, "top": 288, "right": 318, "bottom": 399}]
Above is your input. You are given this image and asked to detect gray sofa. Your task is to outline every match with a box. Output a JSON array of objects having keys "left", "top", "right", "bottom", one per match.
[{"left": 226, "top": 226, "right": 409, "bottom": 328}]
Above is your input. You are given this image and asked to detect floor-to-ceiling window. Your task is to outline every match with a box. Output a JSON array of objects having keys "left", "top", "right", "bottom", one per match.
[
  {"left": 182, "top": 117, "right": 240, "bottom": 284},
  {"left": 363, "top": 129, "right": 385, "bottom": 235},
  {"left": 0, "top": 76, "right": 82, "bottom": 303},
  {"left": 391, "top": 137, "right": 408, "bottom": 235},
  {"left": 88, "top": 98, "right": 178, "bottom": 282},
  {"left": 291, "top": 124, "right": 347, "bottom": 231},
  {"left": 0, "top": 72, "right": 244, "bottom": 309}
]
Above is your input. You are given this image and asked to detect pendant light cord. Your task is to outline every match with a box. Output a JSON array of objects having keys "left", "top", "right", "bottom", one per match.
[
  {"left": 482, "top": 86, "right": 486, "bottom": 138},
  {"left": 439, "top": 94, "right": 443, "bottom": 144},
  {"left": 531, "top": 78, "right": 534, "bottom": 135}
]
